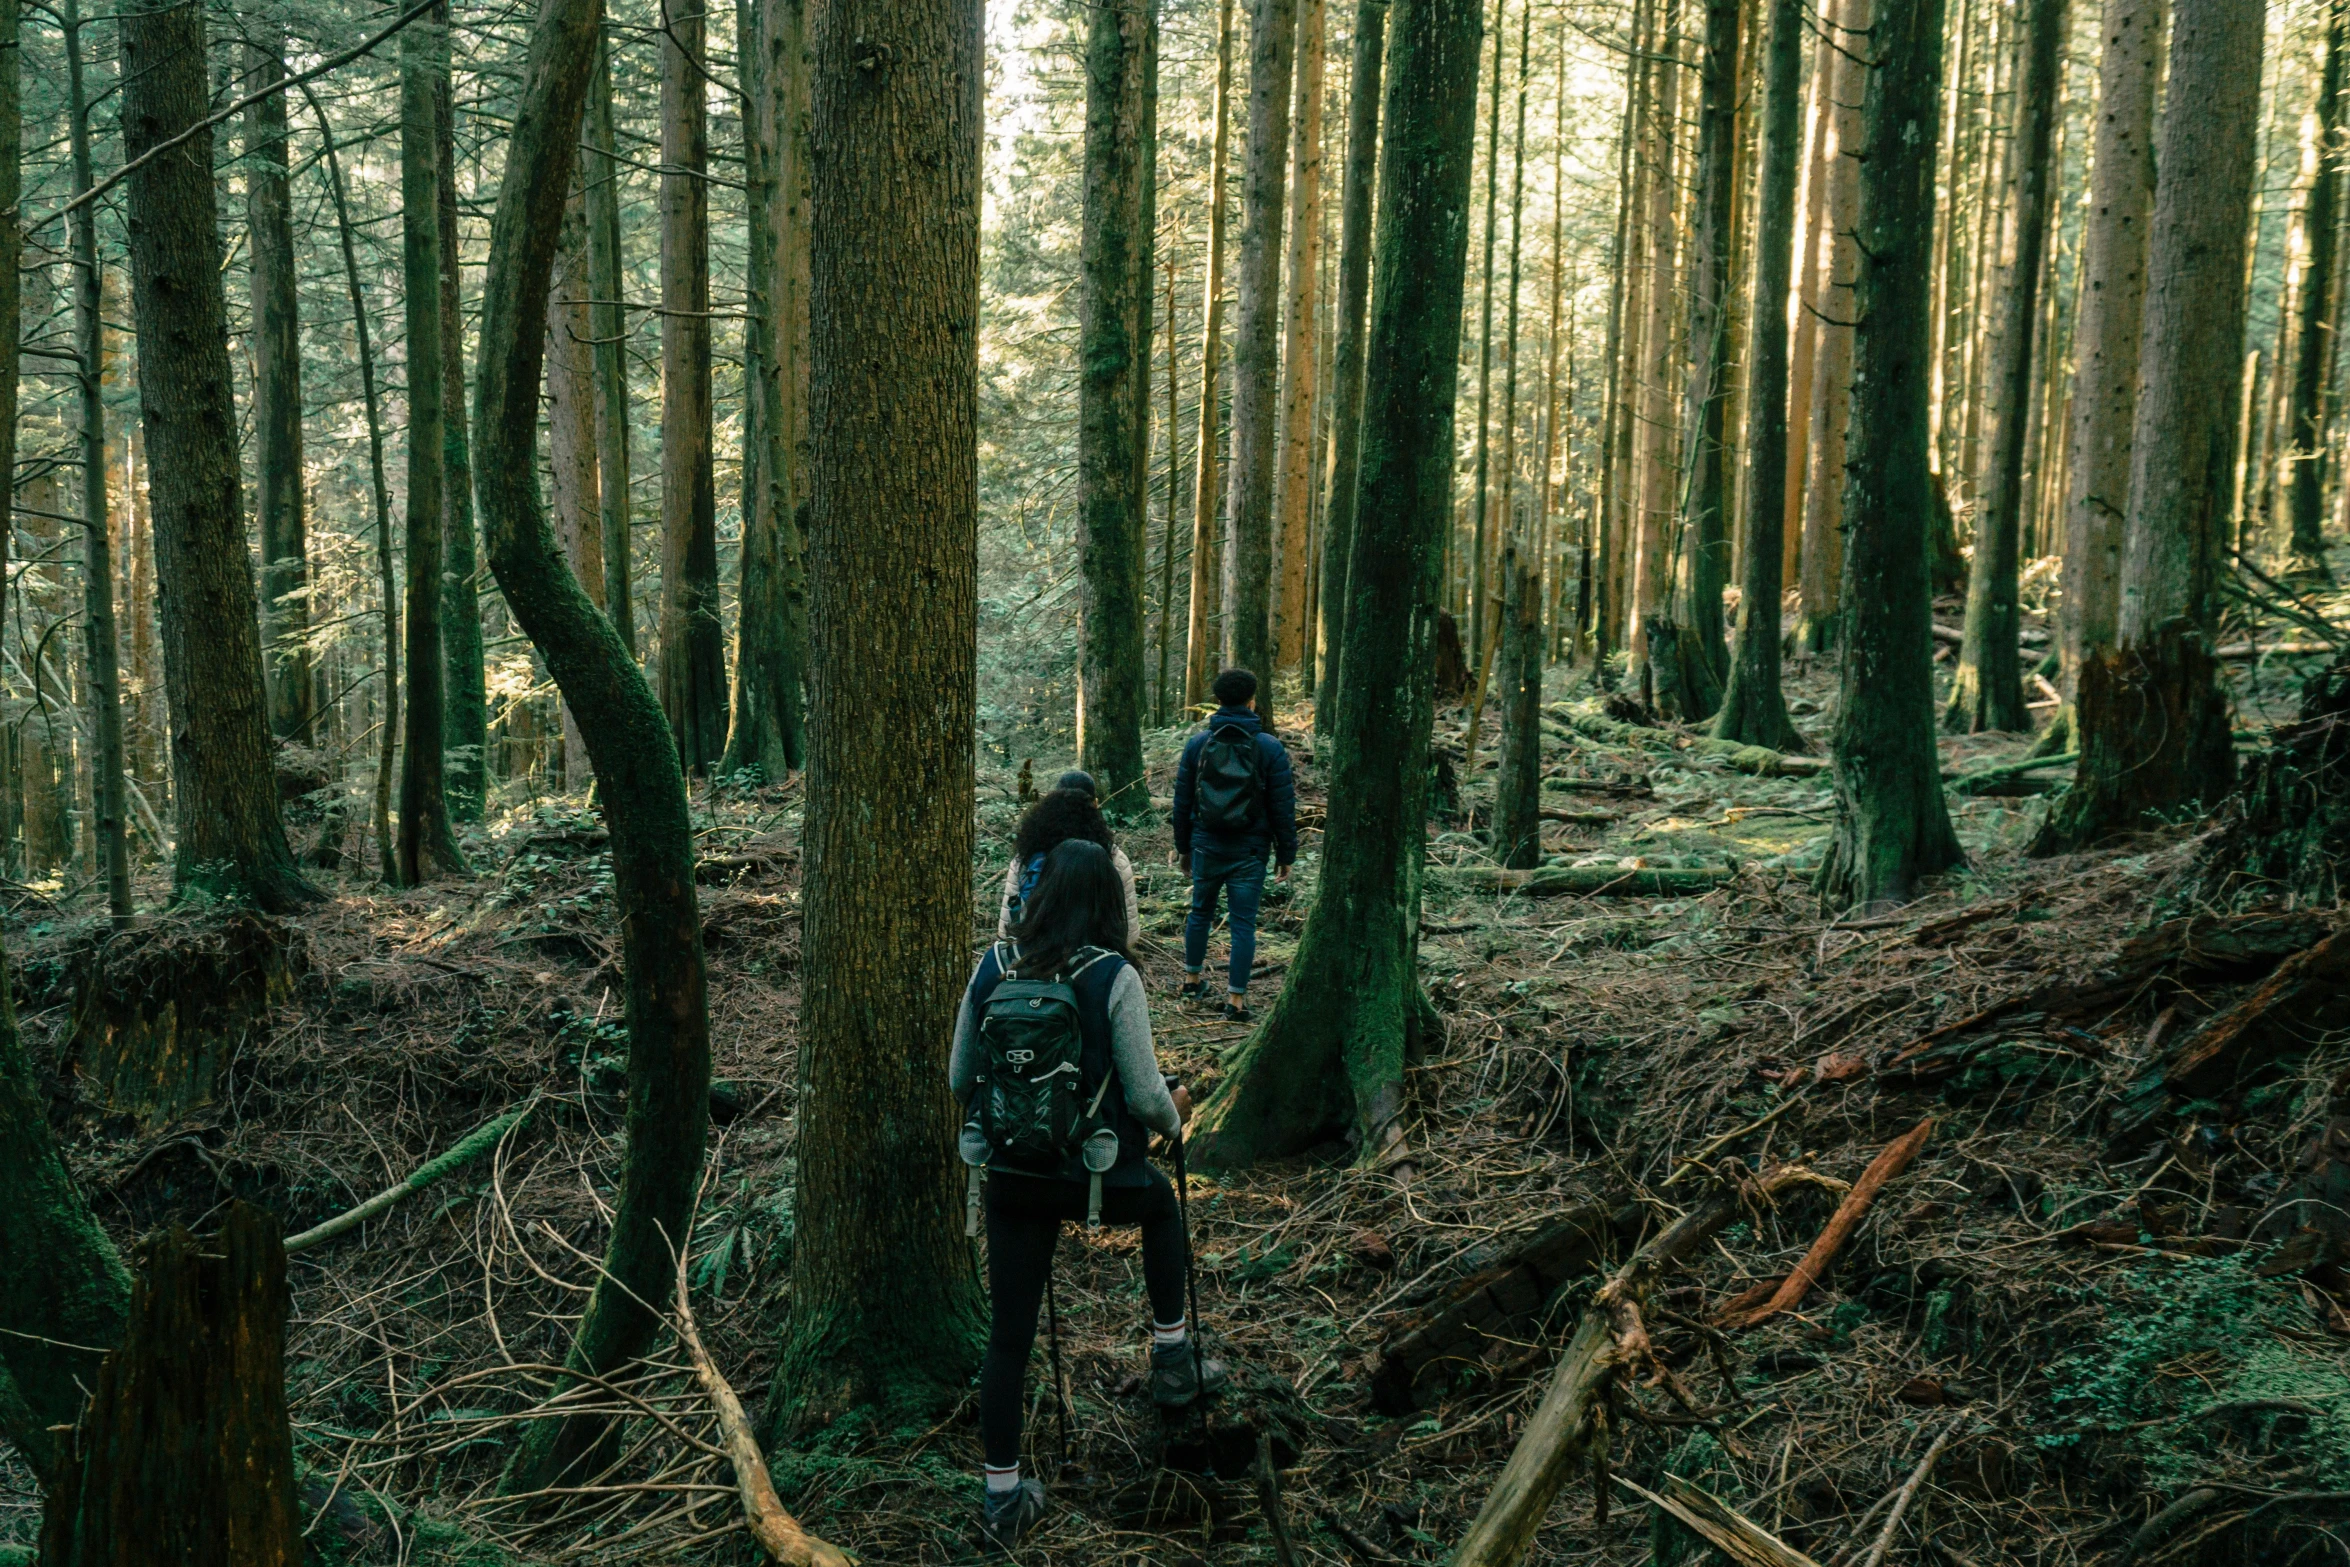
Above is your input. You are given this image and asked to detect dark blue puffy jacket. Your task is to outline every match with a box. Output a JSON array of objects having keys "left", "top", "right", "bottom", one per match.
[{"left": 1171, "top": 707, "right": 1297, "bottom": 864}]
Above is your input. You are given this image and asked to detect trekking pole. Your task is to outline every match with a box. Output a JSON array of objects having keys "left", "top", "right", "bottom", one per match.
[
  {"left": 1045, "top": 1263, "right": 1072, "bottom": 1459},
  {"left": 1173, "top": 1126, "right": 1205, "bottom": 1386}
]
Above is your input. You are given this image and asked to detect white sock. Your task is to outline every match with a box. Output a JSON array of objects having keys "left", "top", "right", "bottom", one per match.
[
  {"left": 985, "top": 1463, "right": 1022, "bottom": 1496},
  {"left": 1152, "top": 1318, "right": 1187, "bottom": 1348}
]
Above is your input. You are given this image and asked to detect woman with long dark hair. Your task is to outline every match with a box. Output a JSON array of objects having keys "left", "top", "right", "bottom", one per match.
[
  {"left": 997, "top": 770, "right": 1141, "bottom": 945},
  {"left": 950, "top": 839, "right": 1222, "bottom": 1546}
]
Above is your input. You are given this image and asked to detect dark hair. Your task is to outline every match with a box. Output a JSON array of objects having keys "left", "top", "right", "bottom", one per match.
[
  {"left": 1212, "top": 667, "right": 1259, "bottom": 707},
  {"left": 1012, "top": 787, "right": 1116, "bottom": 866},
  {"left": 1012, "top": 840, "right": 1134, "bottom": 977},
  {"left": 1054, "top": 769, "right": 1097, "bottom": 798}
]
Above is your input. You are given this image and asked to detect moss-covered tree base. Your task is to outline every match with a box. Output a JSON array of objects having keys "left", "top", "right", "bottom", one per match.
[
  {"left": 70, "top": 912, "right": 297, "bottom": 1128},
  {"left": 2033, "top": 620, "right": 2235, "bottom": 855},
  {"left": 764, "top": 1297, "right": 985, "bottom": 1442}
]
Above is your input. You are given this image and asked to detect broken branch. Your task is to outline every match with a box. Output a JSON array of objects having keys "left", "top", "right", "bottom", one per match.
[{"left": 1717, "top": 1120, "right": 1934, "bottom": 1330}]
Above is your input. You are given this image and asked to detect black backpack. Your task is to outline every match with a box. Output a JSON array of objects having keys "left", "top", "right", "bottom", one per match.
[
  {"left": 961, "top": 943, "right": 1128, "bottom": 1228},
  {"left": 1194, "top": 723, "right": 1264, "bottom": 835}
]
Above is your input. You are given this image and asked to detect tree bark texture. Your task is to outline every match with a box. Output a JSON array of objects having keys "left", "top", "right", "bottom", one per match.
[
  {"left": 660, "top": 1, "right": 730, "bottom": 774},
  {"left": 119, "top": 0, "right": 318, "bottom": 911},
  {"left": 245, "top": 42, "right": 311, "bottom": 747},
  {"left": 2286, "top": 0, "right": 2347, "bottom": 574},
  {"left": 2039, "top": 0, "right": 2260, "bottom": 851},
  {"left": 771, "top": 0, "right": 989, "bottom": 1426},
  {"left": 1316, "top": 0, "right": 1388, "bottom": 734},
  {"left": 1185, "top": 0, "right": 1237, "bottom": 709},
  {"left": 1798, "top": 0, "right": 1867, "bottom": 651},
  {"left": 2058, "top": 0, "right": 2164, "bottom": 702},
  {"left": 1222, "top": 0, "right": 1298, "bottom": 680},
  {"left": 1079, "top": 0, "right": 1156, "bottom": 808},
  {"left": 1193, "top": 0, "right": 1479, "bottom": 1167},
  {"left": 466, "top": 0, "right": 712, "bottom": 1492},
  {"left": 1467, "top": 0, "right": 1506, "bottom": 673},
  {"left": 587, "top": 39, "right": 635, "bottom": 655},
  {"left": 1948, "top": 0, "right": 2067, "bottom": 734},
  {"left": 1493, "top": 549, "right": 1542, "bottom": 866},
  {"left": 1818, "top": 0, "right": 1965, "bottom": 909},
  {"left": 549, "top": 182, "right": 603, "bottom": 784},
  {"left": 1712, "top": 0, "right": 1806, "bottom": 751},
  {"left": 1679, "top": 0, "right": 1741, "bottom": 684},
  {"left": 1274, "top": 0, "right": 1326, "bottom": 673},
  {"left": 440, "top": 52, "right": 487, "bottom": 822},
  {"left": 1627, "top": 0, "right": 1680, "bottom": 677},
  {"left": 399, "top": 9, "right": 465, "bottom": 885}
]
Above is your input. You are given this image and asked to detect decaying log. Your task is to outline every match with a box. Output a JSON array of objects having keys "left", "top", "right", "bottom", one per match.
[
  {"left": 1448, "top": 1162, "right": 1819, "bottom": 1567},
  {"left": 675, "top": 1242, "right": 853, "bottom": 1566},
  {"left": 2161, "top": 927, "right": 2350, "bottom": 1096},
  {"left": 1716, "top": 1120, "right": 1933, "bottom": 1329},
  {"left": 1616, "top": 1474, "right": 1824, "bottom": 1567},
  {"left": 69, "top": 911, "right": 299, "bottom": 1128}
]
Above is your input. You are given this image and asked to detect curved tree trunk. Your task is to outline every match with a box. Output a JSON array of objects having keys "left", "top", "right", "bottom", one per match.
[
  {"left": 2037, "top": 0, "right": 2259, "bottom": 852},
  {"left": 659, "top": 1, "right": 730, "bottom": 774},
  {"left": 246, "top": 41, "right": 311, "bottom": 748},
  {"left": 1817, "top": 0, "right": 1965, "bottom": 909},
  {"left": 399, "top": 4, "right": 466, "bottom": 884},
  {"left": 1078, "top": 0, "right": 1156, "bottom": 807},
  {"left": 1316, "top": 0, "right": 1388, "bottom": 734},
  {"left": 468, "top": 0, "right": 712, "bottom": 1492},
  {"left": 1947, "top": 0, "right": 2067, "bottom": 733},
  {"left": 1712, "top": 0, "right": 1806, "bottom": 751},
  {"left": 2056, "top": 0, "right": 2164, "bottom": 729},
  {"left": 1192, "top": 0, "right": 1480, "bottom": 1168},
  {"left": 769, "top": 0, "right": 988, "bottom": 1427},
  {"left": 119, "top": 0, "right": 318, "bottom": 912},
  {"left": 440, "top": 53, "right": 487, "bottom": 822},
  {"left": 1222, "top": 0, "right": 1298, "bottom": 679},
  {"left": 2286, "top": 0, "right": 2347, "bottom": 579}
]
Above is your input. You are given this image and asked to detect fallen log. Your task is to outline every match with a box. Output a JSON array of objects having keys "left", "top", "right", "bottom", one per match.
[
  {"left": 285, "top": 1101, "right": 537, "bottom": 1254},
  {"left": 2162, "top": 927, "right": 2350, "bottom": 1097},
  {"left": 1616, "top": 1475, "right": 1823, "bottom": 1567},
  {"left": 1944, "top": 752, "right": 2076, "bottom": 796},
  {"left": 1436, "top": 865, "right": 1738, "bottom": 898},
  {"left": 1448, "top": 1161, "right": 1820, "bottom": 1567},
  {"left": 675, "top": 1242, "right": 853, "bottom": 1566},
  {"left": 1715, "top": 1121, "right": 1933, "bottom": 1330},
  {"left": 1544, "top": 706, "right": 1826, "bottom": 776}
]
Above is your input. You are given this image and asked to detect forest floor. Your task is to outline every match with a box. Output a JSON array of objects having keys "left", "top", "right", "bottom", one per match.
[{"left": 6, "top": 587, "right": 2350, "bottom": 1567}]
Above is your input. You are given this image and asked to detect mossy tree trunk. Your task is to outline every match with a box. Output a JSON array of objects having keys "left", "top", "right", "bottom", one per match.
[
  {"left": 398, "top": 5, "right": 466, "bottom": 884},
  {"left": 467, "top": 0, "right": 712, "bottom": 1491},
  {"left": 659, "top": 0, "right": 731, "bottom": 775},
  {"left": 1078, "top": 0, "right": 1155, "bottom": 809},
  {"left": 1191, "top": 0, "right": 1481, "bottom": 1168},
  {"left": 119, "top": 0, "right": 319, "bottom": 913},
  {"left": 769, "top": 0, "right": 988, "bottom": 1429},
  {"left": 2285, "top": 0, "right": 2346, "bottom": 579},
  {"left": 1316, "top": 0, "right": 1388, "bottom": 734},
  {"left": 1817, "top": 0, "right": 1966, "bottom": 909},
  {"left": 1948, "top": 0, "right": 2066, "bottom": 734},
  {"left": 586, "top": 39, "right": 636, "bottom": 655},
  {"left": 439, "top": 50, "right": 487, "bottom": 822},
  {"left": 245, "top": 40, "right": 312, "bottom": 748},
  {"left": 1222, "top": 0, "right": 1297, "bottom": 679},
  {"left": 2036, "top": 0, "right": 2258, "bottom": 852},
  {"left": 1711, "top": 0, "right": 1805, "bottom": 752}
]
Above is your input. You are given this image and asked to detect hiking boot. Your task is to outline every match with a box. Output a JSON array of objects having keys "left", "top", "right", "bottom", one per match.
[
  {"left": 980, "top": 1477, "right": 1047, "bottom": 1550},
  {"left": 1151, "top": 1341, "right": 1230, "bottom": 1408},
  {"left": 1219, "top": 1000, "right": 1252, "bottom": 1023},
  {"left": 1176, "top": 975, "right": 1210, "bottom": 1004}
]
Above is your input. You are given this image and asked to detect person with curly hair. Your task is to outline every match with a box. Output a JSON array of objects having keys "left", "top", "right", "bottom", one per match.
[{"left": 997, "top": 770, "right": 1142, "bottom": 946}]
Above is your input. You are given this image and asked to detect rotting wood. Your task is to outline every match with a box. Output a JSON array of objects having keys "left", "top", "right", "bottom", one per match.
[
  {"left": 1615, "top": 1473, "right": 1825, "bottom": 1567},
  {"left": 675, "top": 1238, "right": 853, "bottom": 1566},
  {"left": 1715, "top": 1119, "right": 1932, "bottom": 1328},
  {"left": 2161, "top": 926, "right": 2350, "bottom": 1096},
  {"left": 1448, "top": 1160, "right": 1819, "bottom": 1567}
]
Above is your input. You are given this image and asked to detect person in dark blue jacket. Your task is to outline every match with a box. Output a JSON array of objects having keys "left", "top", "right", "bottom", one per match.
[{"left": 1170, "top": 667, "right": 1297, "bottom": 1020}]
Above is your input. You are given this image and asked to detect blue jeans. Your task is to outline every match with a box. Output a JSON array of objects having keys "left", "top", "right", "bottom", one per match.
[{"left": 1184, "top": 843, "right": 1267, "bottom": 994}]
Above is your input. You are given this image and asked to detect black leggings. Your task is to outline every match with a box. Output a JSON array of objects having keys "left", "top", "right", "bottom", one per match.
[{"left": 980, "top": 1165, "right": 1188, "bottom": 1468}]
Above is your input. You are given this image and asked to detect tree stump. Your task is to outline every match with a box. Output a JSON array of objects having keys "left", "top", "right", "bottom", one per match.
[
  {"left": 39, "top": 1201, "right": 301, "bottom": 1566},
  {"left": 70, "top": 912, "right": 298, "bottom": 1128},
  {"left": 2190, "top": 650, "right": 2350, "bottom": 906}
]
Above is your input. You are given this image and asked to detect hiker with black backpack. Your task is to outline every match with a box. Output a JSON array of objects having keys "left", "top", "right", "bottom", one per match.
[
  {"left": 1170, "top": 667, "right": 1298, "bottom": 1021},
  {"left": 951, "top": 839, "right": 1227, "bottom": 1549}
]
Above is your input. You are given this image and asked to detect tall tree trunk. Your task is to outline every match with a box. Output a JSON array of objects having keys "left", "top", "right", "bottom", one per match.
[
  {"left": 1713, "top": 0, "right": 1806, "bottom": 750},
  {"left": 399, "top": 6, "right": 465, "bottom": 884},
  {"left": 726, "top": 0, "right": 810, "bottom": 779},
  {"left": 1494, "top": 0, "right": 1531, "bottom": 680},
  {"left": 1627, "top": 0, "right": 1680, "bottom": 678},
  {"left": 1782, "top": 0, "right": 1833, "bottom": 590},
  {"left": 586, "top": 39, "right": 635, "bottom": 654},
  {"left": 2057, "top": 0, "right": 2162, "bottom": 726},
  {"left": 2037, "top": 0, "right": 2259, "bottom": 851},
  {"left": 470, "top": 0, "right": 711, "bottom": 1492},
  {"left": 1316, "top": 0, "right": 1388, "bottom": 732},
  {"left": 1597, "top": 0, "right": 1648, "bottom": 666},
  {"left": 771, "top": 0, "right": 987, "bottom": 1426},
  {"left": 1675, "top": 0, "right": 1740, "bottom": 692},
  {"left": 1797, "top": 0, "right": 1867, "bottom": 654},
  {"left": 548, "top": 183, "right": 603, "bottom": 785},
  {"left": 1193, "top": 0, "right": 1479, "bottom": 1168},
  {"left": 1274, "top": 0, "right": 1327, "bottom": 674},
  {"left": 245, "top": 40, "right": 311, "bottom": 748},
  {"left": 440, "top": 56, "right": 487, "bottom": 822},
  {"left": 1467, "top": 0, "right": 1506, "bottom": 674},
  {"left": 119, "top": 0, "right": 318, "bottom": 912},
  {"left": 1185, "top": 0, "right": 1238, "bottom": 707},
  {"left": 2287, "top": 0, "right": 2347, "bottom": 578},
  {"left": 1818, "top": 0, "right": 1965, "bottom": 909},
  {"left": 659, "top": 0, "right": 729, "bottom": 773},
  {"left": 1492, "top": 547, "right": 1541, "bottom": 864},
  {"left": 126, "top": 431, "right": 158, "bottom": 790},
  {"left": 1223, "top": 0, "right": 1300, "bottom": 679},
  {"left": 1537, "top": 21, "right": 1567, "bottom": 660},
  {"left": 1948, "top": 0, "right": 2067, "bottom": 733},
  {"left": 1078, "top": 0, "right": 1156, "bottom": 808},
  {"left": 1157, "top": 252, "right": 1183, "bottom": 722},
  {"left": 68, "top": 0, "right": 129, "bottom": 925}
]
